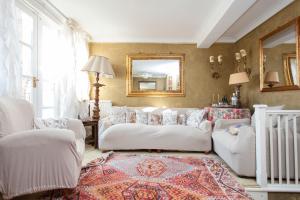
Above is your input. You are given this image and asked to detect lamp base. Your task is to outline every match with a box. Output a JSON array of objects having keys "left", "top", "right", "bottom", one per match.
[
  {"left": 92, "top": 73, "right": 106, "bottom": 120},
  {"left": 234, "top": 85, "right": 242, "bottom": 108}
]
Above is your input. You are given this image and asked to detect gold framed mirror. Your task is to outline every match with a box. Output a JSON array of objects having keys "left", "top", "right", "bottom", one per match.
[
  {"left": 259, "top": 17, "right": 300, "bottom": 92},
  {"left": 126, "top": 54, "right": 185, "bottom": 97}
]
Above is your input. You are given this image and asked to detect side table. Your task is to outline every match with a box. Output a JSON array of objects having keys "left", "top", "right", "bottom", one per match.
[{"left": 82, "top": 119, "right": 99, "bottom": 148}]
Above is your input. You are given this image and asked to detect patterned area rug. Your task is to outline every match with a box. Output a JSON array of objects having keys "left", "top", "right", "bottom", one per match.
[{"left": 49, "top": 154, "right": 252, "bottom": 200}]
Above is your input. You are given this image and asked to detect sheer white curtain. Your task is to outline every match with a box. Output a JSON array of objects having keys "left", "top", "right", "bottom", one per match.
[
  {"left": 39, "top": 19, "right": 90, "bottom": 118},
  {"left": 0, "top": 0, "right": 22, "bottom": 97}
]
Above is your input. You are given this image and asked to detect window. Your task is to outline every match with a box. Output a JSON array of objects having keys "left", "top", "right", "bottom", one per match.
[
  {"left": 16, "top": 5, "right": 37, "bottom": 104},
  {"left": 16, "top": 2, "right": 59, "bottom": 118}
]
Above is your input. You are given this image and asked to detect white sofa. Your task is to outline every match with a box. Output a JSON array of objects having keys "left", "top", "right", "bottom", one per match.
[
  {"left": 0, "top": 98, "right": 86, "bottom": 199},
  {"left": 212, "top": 117, "right": 300, "bottom": 178},
  {"left": 212, "top": 118, "right": 256, "bottom": 177},
  {"left": 98, "top": 107, "right": 212, "bottom": 152}
]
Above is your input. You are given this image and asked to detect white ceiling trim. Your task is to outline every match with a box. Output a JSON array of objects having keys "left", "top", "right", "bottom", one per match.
[
  {"left": 216, "top": 36, "right": 237, "bottom": 43},
  {"left": 196, "top": 0, "right": 257, "bottom": 48},
  {"left": 91, "top": 36, "right": 197, "bottom": 44},
  {"left": 217, "top": 0, "right": 294, "bottom": 43}
]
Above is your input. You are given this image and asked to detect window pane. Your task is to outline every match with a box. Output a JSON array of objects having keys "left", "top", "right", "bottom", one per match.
[
  {"left": 42, "top": 108, "right": 54, "bottom": 118},
  {"left": 20, "top": 44, "right": 32, "bottom": 76},
  {"left": 21, "top": 76, "right": 33, "bottom": 102},
  {"left": 41, "top": 80, "right": 55, "bottom": 107},
  {"left": 16, "top": 7, "right": 33, "bottom": 45}
]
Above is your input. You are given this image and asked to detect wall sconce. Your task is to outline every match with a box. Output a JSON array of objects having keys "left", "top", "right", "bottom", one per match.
[
  {"left": 209, "top": 55, "right": 222, "bottom": 79},
  {"left": 234, "top": 49, "right": 251, "bottom": 77}
]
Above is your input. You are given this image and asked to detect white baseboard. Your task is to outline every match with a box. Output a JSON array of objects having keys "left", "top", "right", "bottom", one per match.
[{"left": 247, "top": 191, "right": 268, "bottom": 200}]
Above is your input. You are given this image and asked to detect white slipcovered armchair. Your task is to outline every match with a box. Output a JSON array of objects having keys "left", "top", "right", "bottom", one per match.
[
  {"left": 212, "top": 118, "right": 256, "bottom": 177},
  {"left": 0, "top": 97, "right": 86, "bottom": 199}
]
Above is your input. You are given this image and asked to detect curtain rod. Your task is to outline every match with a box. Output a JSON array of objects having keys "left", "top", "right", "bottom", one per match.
[{"left": 44, "top": 0, "right": 68, "bottom": 20}]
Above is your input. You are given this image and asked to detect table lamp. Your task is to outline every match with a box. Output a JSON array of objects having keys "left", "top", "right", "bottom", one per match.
[
  {"left": 229, "top": 72, "right": 249, "bottom": 108},
  {"left": 264, "top": 71, "right": 279, "bottom": 88},
  {"left": 82, "top": 55, "right": 115, "bottom": 120}
]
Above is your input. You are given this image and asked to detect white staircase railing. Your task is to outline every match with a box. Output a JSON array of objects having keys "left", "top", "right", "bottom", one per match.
[{"left": 254, "top": 105, "right": 300, "bottom": 192}]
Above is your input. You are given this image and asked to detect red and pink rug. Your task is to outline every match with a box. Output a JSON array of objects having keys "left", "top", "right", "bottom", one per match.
[{"left": 51, "top": 154, "right": 251, "bottom": 200}]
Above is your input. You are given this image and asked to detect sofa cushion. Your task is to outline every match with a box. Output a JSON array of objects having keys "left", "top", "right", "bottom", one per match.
[
  {"left": 148, "top": 113, "right": 162, "bottom": 125},
  {"left": 136, "top": 110, "right": 148, "bottom": 124},
  {"left": 125, "top": 109, "right": 136, "bottom": 123},
  {"left": 109, "top": 106, "right": 126, "bottom": 124},
  {"left": 99, "top": 123, "right": 212, "bottom": 151},
  {"left": 162, "top": 110, "right": 177, "bottom": 125},
  {"left": 177, "top": 114, "right": 186, "bottom": 125},
  {"left": 186, "top": 109, "right": 206, "bottom": 128}
]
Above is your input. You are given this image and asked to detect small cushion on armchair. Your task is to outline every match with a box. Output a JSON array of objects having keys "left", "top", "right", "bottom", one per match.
[{"left": 227, "top": 124, "right": 243, "bottom": 135}]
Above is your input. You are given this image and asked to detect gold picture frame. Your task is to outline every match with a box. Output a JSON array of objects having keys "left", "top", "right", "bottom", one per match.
[
  {"left": 259, "top": 16, "right": 300, "bottom": 92},
  {"left": 126, "top": 53, "right": 185, "bottom": 97}
]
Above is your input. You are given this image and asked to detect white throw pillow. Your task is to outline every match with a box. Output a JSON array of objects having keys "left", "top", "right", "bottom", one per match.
[
  {"left": 251, "top": 105, "right": 285, "bottom": 128},
  {"left": 186, "top": 109, "right": 206, "bottom": 128},
  {"left": 109, "top": 106, "right": 126, "bottom": 124},
  {"left": 162, "top": 110, "right": 178, "bottom": 125},
  {"left": 227, "top": 124, "right": 244, "bottom": 135},
  {"left": 136, "top": 110, "right": 148, "bottom": 124}
]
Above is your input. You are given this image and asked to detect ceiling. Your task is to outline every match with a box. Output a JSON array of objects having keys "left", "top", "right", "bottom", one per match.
[{"left": 49, "top": 0, "right": 294, "bottom": 48}]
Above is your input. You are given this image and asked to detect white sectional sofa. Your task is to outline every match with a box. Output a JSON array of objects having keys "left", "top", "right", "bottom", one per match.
[{"left": 98, "top": 107, "right": 212, "bottom": 152}]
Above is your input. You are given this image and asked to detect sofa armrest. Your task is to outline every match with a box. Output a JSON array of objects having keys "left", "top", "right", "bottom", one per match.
[
  {"left": 199, "top": 120, "right": 212, "bottom": 133},
  {"left": 67, "top": 119, "right": 86, "bottom": 140},
  {"left": 214, "top": 118, "right": 250, "bottom": 131},
  {"left": 0, "top": 129, "right": 76, "bottom": 149},
  {"left": 99, "top": 117, "right": 113, "bottom": 134}
]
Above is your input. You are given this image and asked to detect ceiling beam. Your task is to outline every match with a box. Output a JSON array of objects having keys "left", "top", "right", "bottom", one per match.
[{"left": 196, "top": 0, "right": 257, "bottom": 48}]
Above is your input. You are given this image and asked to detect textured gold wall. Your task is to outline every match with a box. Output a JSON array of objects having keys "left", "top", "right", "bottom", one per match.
[
  {"left": 235, "top": 0, "right": 300, "bottom": 109},
  {"left": 89, "top": 43, "right": 236, "bottom": 107}
]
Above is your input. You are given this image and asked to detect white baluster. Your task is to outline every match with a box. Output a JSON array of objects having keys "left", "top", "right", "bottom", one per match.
[
  {"left": 285, "top": 116, "right": 290, "bottom": 184},
  {"left": 269, "top": 115, "right": 274, "bottom": 184},
  {"left": 278, "top": 115, "right": 282, "bottom": 184},
  {"left": 293, "top": 116, "right": 298, "bottom": 185}
]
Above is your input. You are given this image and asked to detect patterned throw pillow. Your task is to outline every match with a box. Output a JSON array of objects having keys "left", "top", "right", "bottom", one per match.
[
  {"left": 177, "top": 114, "right": 186, "bottom": 125},
  {"left": 109, "top": 107, "right": 126, "bottom": 124},
  {"left": 186, "top": 109, "right": 206, "bottom": 128},
  {"left": 162, "top": 110, "right": 177, "bottom": 125},
  {"left": 126, "top": 109, "right": 136, "bottom": 123},
  {"left": 135, "top": 110, "right": 148, "bottom": 124},
  {"left": 148, "top": 113, "right": 162, "bottom": 125}
]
